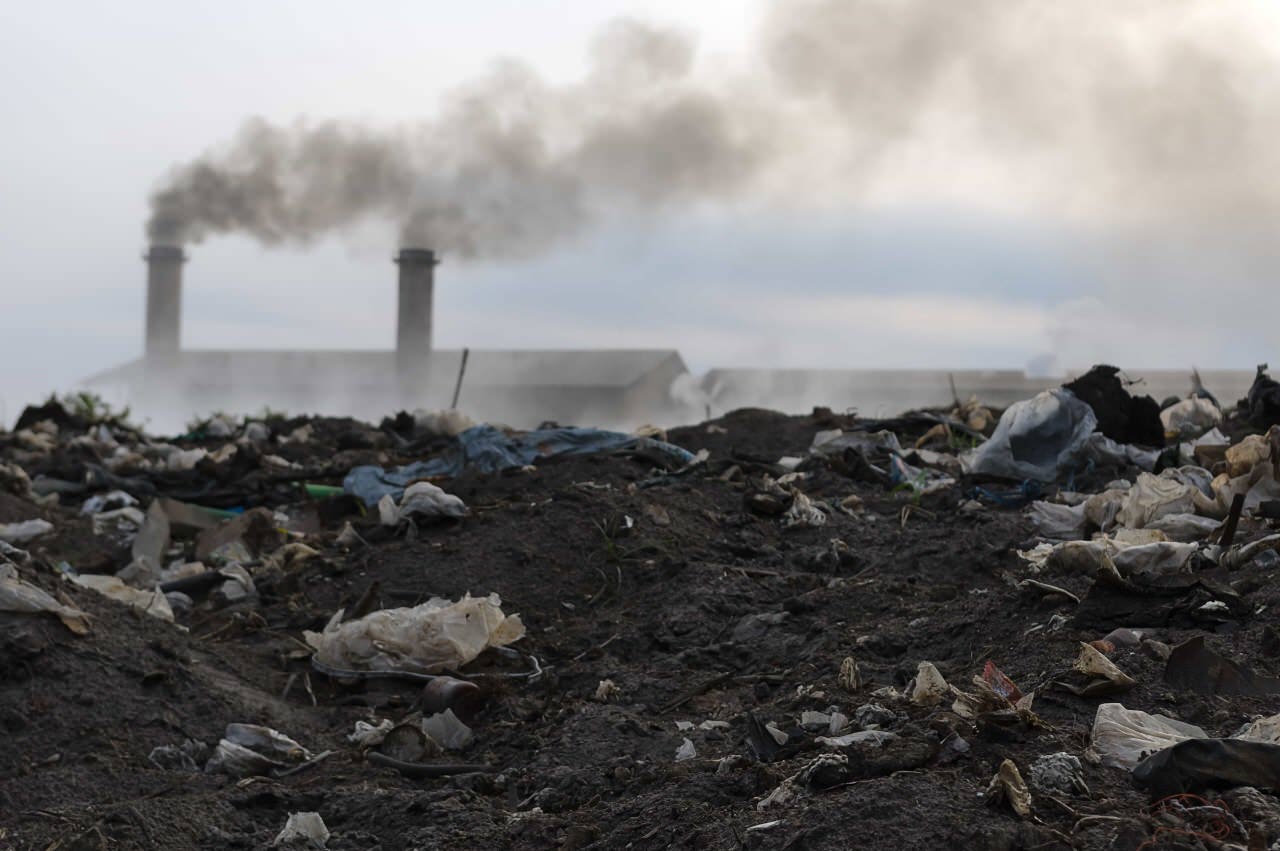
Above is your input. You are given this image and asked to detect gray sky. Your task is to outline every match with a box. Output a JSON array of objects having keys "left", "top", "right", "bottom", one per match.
[{"left": 2, "top": 0, "right": 1277, "bottom": 421}]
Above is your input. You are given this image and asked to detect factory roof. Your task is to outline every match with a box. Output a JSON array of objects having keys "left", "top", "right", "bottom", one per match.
[{"left": 85, "top": 349, "right": 686, "bottom": 390}]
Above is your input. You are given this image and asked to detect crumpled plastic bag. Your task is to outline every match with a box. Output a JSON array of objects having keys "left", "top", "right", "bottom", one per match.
[
  {"left": 0, "top": 564, "right": 90, "bottom": 634},
  {"left": 1145, "top": 513, "right": 1221, "bottom": 543},
  {"left": 1081, "top": 433, "right": 1161, "bottom": 472},
  {"left": 1225, "top": 429, "right": 1276, "bottom": 478},
  {"left": 1117, "top": 472, "right": 1199, "bottom": 529},
  {"left": 1089, "top": 702, "right": 1207, "bottom": 770},
  {"left": 1161, "top": 397, "right": 1222, "bottom": 440},
  {"left": 305, "top": 592, "right": 524, "bottom": 674},
  {"left": 964, "top": 389, "right": 1097, "bottom": 482},
  {"left": 378, "top": 482, "right": 468, "bottom": 526}
]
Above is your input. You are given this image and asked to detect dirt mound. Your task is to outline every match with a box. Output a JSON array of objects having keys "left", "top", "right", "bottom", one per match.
[{"left": 2, "top": 393, "right": 1278, "bottom": 849}]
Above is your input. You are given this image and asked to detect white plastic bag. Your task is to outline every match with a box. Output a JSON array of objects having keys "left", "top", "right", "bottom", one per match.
[
  {"left": 1089, "top": 703, "right": 1206, "bottom": 770},
  {"left": 305, "top": 592, "right": 524, "bottom": 674}
]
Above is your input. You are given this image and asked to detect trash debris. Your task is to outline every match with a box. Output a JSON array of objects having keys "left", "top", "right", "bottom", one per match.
[
  {"left": 206, "top": 723, "right": 318, "bottom": 778},
  {"left": 420, "top": 709, "right": 474, "bottom": 751},
  {"left": 985, "top": 759, "right": 1033, "bottom": 818},
  {"left": 1134, "top": 739, "right": 1280, "bottom": 797},
  {"left": 837, "top": 657, "right": 861, "bottom": 692},
  {"left": 1029, "top": 752, "right": 1088, "bottom": 796},
  {"left": 1054, "top": 642, "right": 1136, "bottom": 697},
  {"left": 782, "top": 490, "right": 826, "bottom": 529},
  {"left": 1063, "top": 364, "right": 1164, "bottom": 447},
  {"left": 0, "top": 519, "right": 54, "bottom": 545},
  {"left": 305, "top": 593, "right": 525, "bottom": 675},
  {"left": 1164, "top": 635, "right": 1280, "bottom": 696},
  {"left": 675, "top": 738, "right": 697, "bottom": 762},
  {"left": 909, "top": 661, "right": 949, "bottom": 706},
  {"left": 272, "top": 812, "right": 330, "bottom": 848},
  {"left": 1244, "top": 364, "right": 1280, "bottom": 428}
]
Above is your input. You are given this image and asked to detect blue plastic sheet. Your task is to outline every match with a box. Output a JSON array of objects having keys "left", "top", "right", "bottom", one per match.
[{"left": 344, "top": 424, "right": 696, "bottom": 505}]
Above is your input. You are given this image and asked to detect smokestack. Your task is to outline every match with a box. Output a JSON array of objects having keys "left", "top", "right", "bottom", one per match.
[
  {"left": 395, "top": 248, "right": 438, "bottom": 394},
  {"left": 144, "top": 244, "right": 185, "bottom": 360}
]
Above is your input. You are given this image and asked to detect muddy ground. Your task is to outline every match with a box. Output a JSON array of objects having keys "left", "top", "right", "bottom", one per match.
[{"left": 2, "top": 403, "right": 1278, "bottom": 850}]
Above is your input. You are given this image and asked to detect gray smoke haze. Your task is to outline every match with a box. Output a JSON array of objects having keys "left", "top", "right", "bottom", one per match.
[{"left": 148, "top": 0, "right": 1280, "bottom": 254}]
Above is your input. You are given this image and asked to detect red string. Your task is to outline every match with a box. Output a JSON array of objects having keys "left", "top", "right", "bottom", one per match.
[{"left": 1134, "top": 793, "right": 1236, "bottom": 850}]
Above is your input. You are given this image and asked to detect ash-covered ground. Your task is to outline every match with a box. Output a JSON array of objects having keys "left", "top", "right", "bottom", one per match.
[{"left": 3, "top": 368, "right": 1280, "bottom": 851}]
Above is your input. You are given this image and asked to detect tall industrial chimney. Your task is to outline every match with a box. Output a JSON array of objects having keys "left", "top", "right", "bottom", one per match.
[
  {"left": 144, "top": 245, "right": 185, "bottom": 359},
  {"left": 395, "top": 248, "right": 438, "bottom": 394}
]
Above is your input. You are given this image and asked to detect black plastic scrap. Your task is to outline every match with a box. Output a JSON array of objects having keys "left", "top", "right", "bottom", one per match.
[
  {"left": 1164, "top": 635, "right": 1280, "bottom": 696},
  {"left": 1062, "top": 365, "right": 1164, "bottom": 448},
  {"left": 1245, "top": 364, "right": 1280, "bottom": 428},
  {"left": 1133, "top": 739, "right": 1280, "bottom": 797}
]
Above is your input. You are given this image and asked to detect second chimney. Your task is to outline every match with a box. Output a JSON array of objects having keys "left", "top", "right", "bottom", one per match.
[
  {"left": 395, "top": 248, "right": 438, "bottom": 390},
  {"left": 145, "top": 244, "right": 185, "bottom": 360}
]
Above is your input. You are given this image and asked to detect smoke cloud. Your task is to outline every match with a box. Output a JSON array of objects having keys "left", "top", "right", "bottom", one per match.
[{"left": 148, "top": 1, "right": 1280, "bottom": 255}]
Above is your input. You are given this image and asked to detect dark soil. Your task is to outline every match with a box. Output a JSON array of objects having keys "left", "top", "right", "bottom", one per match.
[{"left": 1, "top": 404, "right": 1278, "bottom": 850}]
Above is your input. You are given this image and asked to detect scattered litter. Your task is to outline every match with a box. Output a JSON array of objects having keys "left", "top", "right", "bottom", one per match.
[{"left": 675, "top": 738, "right": 697, "bottom": 762}]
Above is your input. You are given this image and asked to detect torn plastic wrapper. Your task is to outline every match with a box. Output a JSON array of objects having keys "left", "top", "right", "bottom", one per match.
[
  {"left": 344, "top": 425, "right": 696, "bottom": 504},
  {"left": 0, "top": 519, "right": 54, "bottom": 545},
  {"left": 0, "top": 564, "right": 90, "bottom": 634},
  {"left": 70, "top": 574, "right": 174, "bottom": 622},
  {"left": 305, "top": 592, "right": 525, "bottom": 675},
  {"left": 206, "top": 723, "right": 314, "bottom": 778},
  {"left": 272, "top": 812, "right": 329, "bottom": 848}
]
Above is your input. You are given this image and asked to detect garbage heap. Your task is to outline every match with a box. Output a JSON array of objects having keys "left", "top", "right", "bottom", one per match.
[{"left": 2, "top": 365, "right": 1280, "bottom": 850}]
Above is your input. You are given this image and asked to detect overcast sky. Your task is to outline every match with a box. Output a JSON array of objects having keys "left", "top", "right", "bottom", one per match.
[{"left": 2, "top": 0, "right": 1277, "bottom": 422}]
